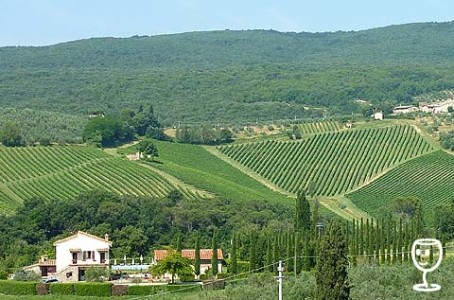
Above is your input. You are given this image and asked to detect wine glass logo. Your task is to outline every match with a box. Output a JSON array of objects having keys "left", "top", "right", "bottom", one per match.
[{"left": 411, "top": 238, "right": 443, "bottom": 292}]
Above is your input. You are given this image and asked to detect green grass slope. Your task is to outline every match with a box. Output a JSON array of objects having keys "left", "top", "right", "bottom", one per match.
[
  {"left": 149, "top": 140, "right": 292, "bottom": 204},
  {"left": 218, "top": 125, "right": 434, "bottom": 196},
  {"left": 346, "top": 150, "right": 454, "bottom": 223},
  {"left": 0, "top": 146, "right": 206, "bottom": 214}
]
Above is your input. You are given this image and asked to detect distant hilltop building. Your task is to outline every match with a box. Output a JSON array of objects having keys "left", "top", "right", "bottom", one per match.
[
  {"left": 420, "top": 99, "right": 454, "bottom": 114},
  {"left": 393, "top": 99, "right": 454, "bottom": 115},
  {"left": 392, "top": 105, "right": 418, "bottom": 114}
]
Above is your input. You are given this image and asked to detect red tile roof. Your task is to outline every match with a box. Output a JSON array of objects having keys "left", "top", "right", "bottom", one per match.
[{"left": 154, "top": 249, "right": 224, "bottom": 261}]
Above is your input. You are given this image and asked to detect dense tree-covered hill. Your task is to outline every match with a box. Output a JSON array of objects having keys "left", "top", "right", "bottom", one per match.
[
  {"left": 2, "top": 22, "right": 454, "bottom": 69},
  {"left": 1, "top": 21, "right": 454, "bottom": 126}
]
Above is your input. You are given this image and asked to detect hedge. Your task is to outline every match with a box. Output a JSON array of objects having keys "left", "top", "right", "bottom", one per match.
[
  {"left": 74, "top": 282, "right": 112, "bottom": 297},
  {"left": 49, "top": 283, "right": 75, "bottom": 295},
  {"left": 128, "top": 285, "right": 164, "bottom": 295},
  {"left": 0, "top": 280, "right": 37, "bottom": 295},
  {"left": 166, "top": 284, "right": 202, "bottom": 293},
  {"left": 128, "top": 284, "right": 201, "bottom": 295}
]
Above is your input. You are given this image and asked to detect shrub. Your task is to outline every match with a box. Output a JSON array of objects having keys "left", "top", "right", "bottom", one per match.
[
  {"left": 12, "top": 269, "right": 41, "bottom": 282},
  {"left": 74, "top": 282, "right": 112, "bottom": 297},
  {"left": 85, "top": 266, "right": 109, "bottom": 282},
  {"left": 0, "top": 280, "right": 37, "bottom": 295},
  {"left": 179, "top": 273, "right": 195, "bottom": 282},
  {"left": 35, "top": 283, "right": 50, "bottom": 295},
  {"left": 131, "top": 276, "right": 142, "bottom": 284},
  {"left": 49, "top": 283, "right": 75, "bottom": 295},
  {"left": 112, "top": 284, "right": 128, "bottom": 296},
  {"left": 203, "top": 279, "right": 225, "bottom": 290}
]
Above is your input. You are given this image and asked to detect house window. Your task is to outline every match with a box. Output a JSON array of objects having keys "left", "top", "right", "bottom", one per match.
[
  {"left": 100, "top": 252, "right": 106, "bottom": 263},
  {"left": 72, "top": 253, "right": 77, "bottom": 264},
  {"left": 82, "top": 251, "right": 95, "bottom": 261}
]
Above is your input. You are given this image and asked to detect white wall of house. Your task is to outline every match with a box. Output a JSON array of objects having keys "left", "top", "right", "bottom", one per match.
[{"left": 54, "top": 233, "right": 110, "bottom": 273}]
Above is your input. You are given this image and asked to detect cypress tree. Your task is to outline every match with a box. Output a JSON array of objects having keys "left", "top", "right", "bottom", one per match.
[
  {"left": 351, "top": 220, "right": 357, "bottom": 266},
  {"left": 303, "top": 230, "right": 311, "bottom": 271},
  {"left": 365, "top": 219, "right": 370, "bottom": 264},
  {"left": 380, "top": 218, "right": 385, "bottom": 265},
  {"left": 287, "top": 233, "right": 294, "bottom": 272},
  {"left": 386, "top": 217, "right": 391, "bottom": 264},
  {"left": 315, "top": 218, "right": 350, "bottom": 300},
  {"left": 176, "top": 232, "right": 183, "bottom": 252},
  {"left": 404, "top": 221, "right": 409, "bottom": 263},
  {"left": 392, "top": 220, "right": 397, "bottom": 264},
  {"left": 370, "top": 218, "right": 375, "bottom": 264},
  {"left": 249, "top": 233, "right": 257, "bottom": 272},
  {"left": 359, "top": 218, "right": 364, "bottom": 260},
  {"left": 230, "top": 233, "right": 238, "bottom": 275},
  {"left": 295, "top": 190, "right": 311, "bottom": 231},
  {"left": 273, "top": 235, "right": 279, "bottom": 273},
  {"left": 294, "top": 232, "right": 302, "bottom": 275},
  {"left": 265, "top": 237, "right": 273, "bottom": 272},
  {"left": 311, "top": 197, "right": 320, "bottom": 239},
  {"left": 211, "top": 231, "right": 218, "bottom": 276},
  {"left": 398, "top": 218, "right": 403, "bottom": 264},
  {"left": 194, "top": 233, "right": 201, "bottom": 277}
]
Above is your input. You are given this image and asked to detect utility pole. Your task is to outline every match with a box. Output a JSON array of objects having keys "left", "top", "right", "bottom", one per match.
[{"left": 277, "top": 260, "right": 284, "bottom": 300}]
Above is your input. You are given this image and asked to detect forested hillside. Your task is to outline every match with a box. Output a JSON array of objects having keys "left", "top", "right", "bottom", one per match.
[{"left": 1, "top": 21, "right": 454, "bottom": 131}]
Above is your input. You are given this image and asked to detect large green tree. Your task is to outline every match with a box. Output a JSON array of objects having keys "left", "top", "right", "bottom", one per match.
[
  {"left": 151, "top": 250, "right": 193, "bottom": 283},
  {"left": 0, "top": 122, "right": 23, "bottom": 147},
  {"left": 82, "top": 116, "right": 132, "bottom": 146},
  {"left": 136, "top": 139, "right": 159, "bottom": 161},
  {"left": 315, "top": 218, "right": 350, "bottom": 300}
]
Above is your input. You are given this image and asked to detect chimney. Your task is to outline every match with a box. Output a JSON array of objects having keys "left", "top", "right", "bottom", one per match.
[{"left": 104, "top": 233, "right": 109, "bottom": 242}]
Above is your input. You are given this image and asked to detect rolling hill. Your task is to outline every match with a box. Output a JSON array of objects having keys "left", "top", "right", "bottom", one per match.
[
  {"left": 347, "top": 150, "right": 454, "bottom": 223},
  {"left": 217, "top": 125, "right": 434, "bottom": 196},
  {"left": 0, "top": 119, "right": 451, "bottom": 223},
  {"left": 0, "top": 145, "right": 210, "bottom": 214},
  {"left": 1, "top": 21, "right": 454, "bottom": 132}
]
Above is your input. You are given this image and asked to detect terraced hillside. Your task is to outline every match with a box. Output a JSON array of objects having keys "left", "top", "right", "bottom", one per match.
[
  {"left": 218, "top": 125, "right": 434, "bottom": 196},
  {"left": 347, "top": 150, "right": 454, "bottom": 222},
  {"left": 0, "top": 146, "right": 208, "bottom": 214}
]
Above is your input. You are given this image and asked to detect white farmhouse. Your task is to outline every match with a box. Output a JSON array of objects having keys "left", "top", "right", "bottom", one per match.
[
  {"left": 53, "top": 231, "right": 112, "bottom": 281},
  {"left": 25, "top": 231, "right": 111, "bottom": 282}
]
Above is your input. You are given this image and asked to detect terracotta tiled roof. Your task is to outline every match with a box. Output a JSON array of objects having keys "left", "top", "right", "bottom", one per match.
[
  {"left": 53, "top": 231, "right": 112, "bottom": 246},
  {"left": 154, "top": 249, "right": 224, "bottom": 261}
]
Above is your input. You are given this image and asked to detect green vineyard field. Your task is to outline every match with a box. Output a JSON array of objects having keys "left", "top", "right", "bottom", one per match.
[
  {"left": 346, "top": 150, "right": 454, "bottom": 223},
  {"left": 151, "top": 140, "right": 292, "bottom": 204},
  {"left": 0, "top": 146, "right": 204, "bottom": 214},
  {"left": 218, "top": 125, "right": 434, "bottom": 196},
  {"left": 299, "top": 120, "right": 342, "bottom": 135}
]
